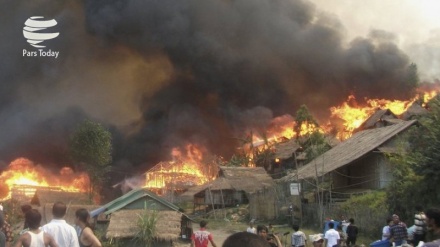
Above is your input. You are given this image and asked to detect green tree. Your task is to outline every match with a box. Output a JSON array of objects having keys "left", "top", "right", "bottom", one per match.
[
  {"left": 295, "top": 104, "right": 319, "bottom": 135},
  {"left": 294, "top": 105, "right": 330, "bottom": 162},
  {"left": 405, "top": 63, "right": 419, "bottom": 90},
  {"left": 386, "top": 96, "right": 440, "bottom": 218},
  {"left": 70, "top": 120, "right": 112, "bottom": 201}
]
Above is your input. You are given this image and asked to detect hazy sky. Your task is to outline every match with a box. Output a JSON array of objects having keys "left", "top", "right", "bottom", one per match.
[{"left": 310, "top": 0, "right": 440, "bottom": 81}]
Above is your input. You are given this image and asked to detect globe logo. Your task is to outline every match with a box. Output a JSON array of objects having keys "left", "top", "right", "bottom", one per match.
[{"left": 23, "top": 16, "right": 59, "bottom": 48}]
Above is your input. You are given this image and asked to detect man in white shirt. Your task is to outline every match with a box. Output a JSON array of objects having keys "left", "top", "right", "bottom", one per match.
[
  {"left": 42, "top": 201, "right": 80, "bottom": 247},
  {"left": 325, "top": 222, "right": 340, "bottom": 247},
  {"left": 382, "top": 217, "right": 393, "bottom": 241},
  {"left": 246, "top": 222, "right": 257, "bottom": 234}
]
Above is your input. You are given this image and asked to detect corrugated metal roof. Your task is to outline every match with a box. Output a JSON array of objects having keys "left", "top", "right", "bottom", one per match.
[
  {"left": 93, "top": 188, "right": 183, "bottom": 216},
  {"left": 281, "top": 120, "right": 417, "bottom": 181}
]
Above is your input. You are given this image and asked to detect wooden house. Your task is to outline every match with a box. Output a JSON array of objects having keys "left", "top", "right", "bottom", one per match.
[
  {"left": 181, "top": 166, "right": 277, "bottom": 219},
  {"left": 281, "top": 119, "right": 418, "bottom": 202}
]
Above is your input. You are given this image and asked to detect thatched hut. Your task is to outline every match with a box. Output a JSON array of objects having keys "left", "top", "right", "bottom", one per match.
[
  {"left": 90, "top": 188, "right": 193, "bottom": 243},
  {"left": 106, "top": 209, "right": 184, "bottom": 247},
  {"left": 181, "top": 166, "right": 277, "bottom": 219}
]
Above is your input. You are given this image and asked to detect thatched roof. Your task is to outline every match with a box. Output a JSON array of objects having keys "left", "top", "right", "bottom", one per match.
[
  {"left": 42, "top": 203, "right": 98, "bottom": 225},
  {"left": 178, "top": 177, "right": 236, "bottom": 200},
  {"left": 180, "top": 167, "right": 275, "bottom": 198},
  {"left": 274, "top": 139, "right": 301, "bottom": 160},
  {"left": 401, "top": 103, "right": 429, "bottom": 120},
  {"left": 31, "top": 190, "right": 90, "bottom": 206},
  {"left": 105, "top": 209, "right": 183, "bottom": 241},
  {"left": 281, "top": 120, "right": 417, "bottom": 181},
  {"left": 356, "top": 109, "right": 398, "bottom": 131},
  {"left": 219, "top": 166, "right": 274, "bottom": 193}
]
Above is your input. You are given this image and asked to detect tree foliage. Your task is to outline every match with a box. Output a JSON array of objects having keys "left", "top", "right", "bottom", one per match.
[
  {"left": 386, "top": 97, "right": 440, "bottom": 219},
  {"left": 294, "top": 105, "right": 330, "bottom": 162},
  {"left": 405, "top": 63, "right": 420, "bottom": 90},
  {"left": 70, "top": 120, "right": 112, "bottom": 199}
]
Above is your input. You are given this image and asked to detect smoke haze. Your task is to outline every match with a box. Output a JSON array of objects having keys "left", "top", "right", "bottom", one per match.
[{"left": 0, "top": 0, "right": 435, "bottom": 174}]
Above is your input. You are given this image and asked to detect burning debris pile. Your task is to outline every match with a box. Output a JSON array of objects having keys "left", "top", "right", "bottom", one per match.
[{"left": 0, "top": 158, "right": 89, "bottom": 202}]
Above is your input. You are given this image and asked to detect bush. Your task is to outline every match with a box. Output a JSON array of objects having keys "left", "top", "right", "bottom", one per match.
[
  {"left": 134, "top": 210, "right": 160, "bottom": 247},
  {"left": 336, "top": 191, "right": 389, "bottom": 240}
]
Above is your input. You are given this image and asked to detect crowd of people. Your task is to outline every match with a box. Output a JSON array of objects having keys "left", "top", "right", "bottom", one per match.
[
  {"left": 193, "top": 206, "right": 440, "bottom": 247},
  {"left": 0, "top": 201, "right": 101, "bottom": 247},
  {"left": 2, "top": 201, "right": 440, "bottom": 247}
]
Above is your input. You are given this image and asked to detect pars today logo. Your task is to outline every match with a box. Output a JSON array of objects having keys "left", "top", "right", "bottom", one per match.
[{"left": 23, "top": 16, "right": 60, "bottom": 58}]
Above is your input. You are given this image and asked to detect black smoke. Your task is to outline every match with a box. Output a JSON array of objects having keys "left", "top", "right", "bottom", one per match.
[{"left": 0, "top": 0, "right": 417, "bottom": 174}]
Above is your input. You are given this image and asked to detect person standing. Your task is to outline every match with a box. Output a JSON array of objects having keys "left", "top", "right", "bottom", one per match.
[
  {"left": 13, "top": 209, "right": 58, "bottom": 247},
  {"left": 346, "top": 218, "right": 358, "bottom": 247},
  {"left": 414, "top": 205, "right": 427, "bottom": 246},
  {"left": 340, "top": 216, "right": 349, "bottom": 234},
  {"left": 247, "top": 222, "right": 257, "bottom": 234},
  {"left": 191, "top": 220, "right": 217, "bottom": 247},
  {"left": 257, "top": 225, "right": 282, "bottom": 247},
  {"left": 41, "top": 202, "right": 80, "bottom": 247},
  {"left": 324, "top": 222, "right": 340, "bottom": 247},
  {"left": 424, "top": 208, "right": 440, "bottom": 244},
  {"left": 389, "top": 214, "right": 407, "bottom": 247},
  {"left": 74, "top": 209, "right": 102, "bottom": 247},
  {"left": 382, "top": 217, "right": 393, "bottom": 241},
  {"left": 291, "top": 225, "right": 307, "bottom": 247}
]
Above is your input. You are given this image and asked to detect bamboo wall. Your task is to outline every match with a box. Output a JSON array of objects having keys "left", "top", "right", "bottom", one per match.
[{"left": 248, "top": 187, "right": 278, "bottom": 220}]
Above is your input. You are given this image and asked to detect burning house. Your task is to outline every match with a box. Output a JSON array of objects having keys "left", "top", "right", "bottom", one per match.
[
  {"left": 0, "top": 158, "right": 89, "bottom": 203},
  {"left": 180, "top": 166, "right": 277, "bottom": 220},
  {"left": 280, "top": 119, "right": 418, "bottom": 203}
]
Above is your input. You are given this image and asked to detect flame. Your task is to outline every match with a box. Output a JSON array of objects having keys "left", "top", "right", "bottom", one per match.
[
  {"left": 143, "top": 144, "right": 216, "bottom": 191},
  {"left": 0, "top": 158, "right": 89, "bottom": 201},
  {"left": 330, "top": 90, "right": 439, "bottom": 140},
  {"left": 250, "top": 116, "right": 324, "bottom": 148}
]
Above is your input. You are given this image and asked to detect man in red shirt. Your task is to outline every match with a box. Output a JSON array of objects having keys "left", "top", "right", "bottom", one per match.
[{"left": 191, "top": 220, "right": 217, "bottom": 247}]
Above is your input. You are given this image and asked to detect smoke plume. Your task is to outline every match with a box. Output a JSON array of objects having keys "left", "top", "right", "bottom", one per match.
[{"left": 0, "top": 0, "right": 426, "bottom": 174}]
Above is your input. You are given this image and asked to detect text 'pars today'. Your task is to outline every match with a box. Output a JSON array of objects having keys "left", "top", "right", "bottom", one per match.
[{"left": 23, "top": 49, "right": 59, "bottom": 58}]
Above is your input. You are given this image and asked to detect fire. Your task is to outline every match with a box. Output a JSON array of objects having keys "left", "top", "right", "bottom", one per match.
[
  {"left": 0, "top": 158, "right": 89, "bottom": 201},
  {"left": 250, "top": 115, "right": 324, "bottom": 148},
  {"left": 330, "top": 90, "right": 439, "bottom": 140},
  {"left": 143, "top": 144, "right": 216, "bottom": 191}
]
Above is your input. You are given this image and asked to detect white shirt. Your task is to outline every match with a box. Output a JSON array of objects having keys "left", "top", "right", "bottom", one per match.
[
  {"left": 42, "top": 219, "right": 80, "bottom": 247},
  {"left": 247, "top": 227, "right": 257, "bottom": 234},
  {"left": 28, "top": 231, "right": 45, "bottom": 247},
  {"left": 325, "top": 228, "right": 340, "bottom": 247},
  {"left": 382, "top": 225, "right": 390, "bottom": 241}
]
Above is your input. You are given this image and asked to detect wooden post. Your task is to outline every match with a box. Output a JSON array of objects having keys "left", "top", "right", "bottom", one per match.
[
  {"left": 293, "top": 151, "right": 303, "bottom": 227},
  {"left": 208, "top": 185, "right": 216, "bottom": 220},
  {"left": 220, "top": 188, "right": 226, "bottom": 218}
]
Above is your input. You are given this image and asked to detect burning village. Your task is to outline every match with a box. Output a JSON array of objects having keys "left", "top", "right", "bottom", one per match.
[{"left": 1, "top": 0, "right": 440, "bottom": 246}]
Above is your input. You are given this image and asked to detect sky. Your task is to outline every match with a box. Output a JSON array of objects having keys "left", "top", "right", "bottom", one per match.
[{"left": 310, "top": 0, "right": 440, "bottom": 81}]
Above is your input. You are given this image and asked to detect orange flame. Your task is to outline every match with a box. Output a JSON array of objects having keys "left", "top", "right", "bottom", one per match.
[
  {"left": 143, "top": 144, "right": 216, "bottom": 191},
  {"left": 330, "top": 90, "right": 439, "bottom": 140},
  {"left": 0, "top": 158, "right": 89, "bottom": 201},
  {"left": 250, "top": 115, "right": 324, "bottom": 148}
]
